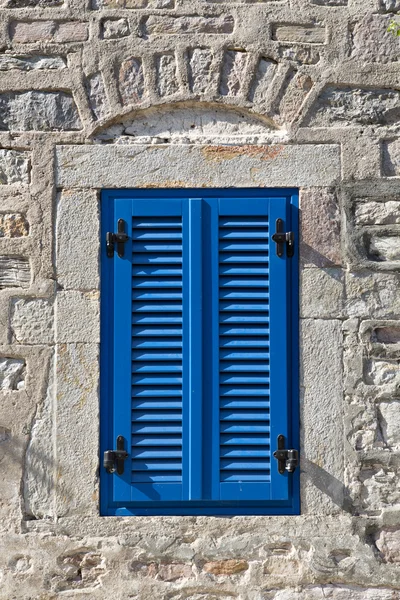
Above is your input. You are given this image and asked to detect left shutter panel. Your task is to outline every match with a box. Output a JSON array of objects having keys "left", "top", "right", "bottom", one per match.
[{"left": 113, "top": 198, "right": 184, "bottom": 503}]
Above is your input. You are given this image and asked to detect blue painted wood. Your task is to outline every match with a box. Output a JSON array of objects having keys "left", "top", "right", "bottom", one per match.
[{"left": 100, "top": 188, "right": 299, "bottom": 516}]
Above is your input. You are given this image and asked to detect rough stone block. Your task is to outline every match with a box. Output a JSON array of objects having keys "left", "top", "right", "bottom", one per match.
[
  {"left": 0, "top": 55, "right": 66, "bottom": 71},
  {"left": 0, "top": 358, "right": 25, "bottom": 390},
  {"left": 300, "top": 269, "right": 344, "bottom": 318},
  {"left": 143, "top": 15, "right": 235, "bottom": 36},
  {"left": 188, "top": 48, "right": 214, "bottom": 94},
  {"left": 273, "top": 24, "right": 326, "bottom": 44},
  {"left": 102, "top": 18, "right": 130, "bottom": 40},
  {"left": 382, "top": 139, "right": 400, "bottom": 177},
  {"left": 364, "top": 359, "right": 400, "bottom": 386},
  {"left": 277, "top": 45, "right": 320, "bottom": 65},
  {"left": 56, "top": 190, "right": 100, "bottom": 291},
  {"left": 378, "top": 401, "right": 400, "bottom": 448},
  {"left": 276, "top": 72, "right": 313, "bottom": 125},
  {"left": 56, "top": 291, "right": 99, "bottom": 343},
  {"left": 352, "top": 15, "right": 400, "bottom": 63},
  {"left": 305, "top": 87, "right": 400, "bottom": 127},
  {"left": 249, "top": 57, "right": 277, "bottom": 105},
  {"left": 354, "top": 200, "right": 400, "bottom": 225},
  {"left": 11, "top": 298, "right": 53, "bottom": 344},
  {"left": 86, "top": 73, "right": 108, "bottom": 121},
  {"left": 374, "top": 528, "right": 400, "bottom": 563},
  {"left": 345, "top": 272, "right": 400, "bottom": 318},
  {"left": 357, "top": 466, "right": 400, "bottom": 513},
  {"left": 300, "top": 187, "right": 341, "bottom": 267},
  {"left": 10, "top": 21, "right": 88, "bottom": 44},
  {"left": 203, "top": 560, "right": 248, "bottom": 575},
  {"left": 220, "top": 50, "right": 248, "bottom": 97},
  {"left": 156, "top": 54, "right": 179, "bottom": 97},
  {"left": 301, "top": 319, "right": 344, "bottom": 514},
  {"left": 0, "top": 92, "right": 81, "bottom": 132},
  {"left": 380, "top": 0, "right": 400, "bottom": 12},
  {"left": 0, "top": 257, "right": 30, "bottom": 289},
  {"left": 367, "top": 234, "right": 400, "bottom": 262},
  {"left": 0, "top": 214, "right": 29, "bottom": 238},
  {"left": 118, "top": 57, "right": 145, "bottom": 106},
  {"left": 0, "top": 150, "right": 30, "bottom": 185}
]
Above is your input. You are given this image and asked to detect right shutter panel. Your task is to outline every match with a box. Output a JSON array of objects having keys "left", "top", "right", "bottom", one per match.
[{"left": 217, "top": 197, "right": 290, "bottom": 502}]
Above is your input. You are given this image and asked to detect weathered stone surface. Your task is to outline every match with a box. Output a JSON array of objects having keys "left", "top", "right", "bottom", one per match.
[
  {"left": 306, "top": 87, "right": 400, "bottom": 127},
  {"left": 0, "top": 256, "right": 30, "bottom": 288},
  {"left": 220, "top": 50, "right": 248, "bottom": 97},
  {"left": 273, "top": 24, "right": 326, "bottom": 44},
  {"left": 249, "top": 57, "right": 277, "bottom": 105},
  {"left": 56, "top": 291, "right": 99, "bottom": 343},
  {"left": 374, "top": 528, "right": 400, "bottom": 563},
  {"left": 364, "top": 359, "right": 400, "bottom": 386},
  {"left": 278, "top": 45, "right": 320, "bottom": 65},
  {"left": 301, "top": 319, "right": 344, "bottom": 514},
  {"left": 276, "top": 72, "right": 313, "bottom": 125},
  {"left": 157, "top": 54, "right": 179, "bottom": 97},
  {"left": 11, "top": 298, "right": 53, "bottom": 344},
  {"left": 346, "top": 272, "right": 400, "bottom": 318},
  {"left": 380, "top": 0, "right": 400, "bottom": 12},
  {"left": 0, "top": 55, "right": 66, "bottom": 70},
  {"left": 355, "top": 466, "right": 400, "bottom": 513},
  {"left": 188, "top": 48, "right": 214, "bottom": 94},
  {"left": 203, "top": 560, "right": 249, "bottom": 575},
  {"left": 301, "top": 187, "right": 341, "bottom": 266},
  {"left": 352, "top": 15, "right": 400, "bottom": 64},
  {"left": 354, "top": 200, "right": 400, "bottom": 225},
  {"left": 53, "top": 549, "right": 106, "bottom": 592},
  {"left": 93, "top": 0, "right": 174, "bottom": 8},
  {"left": 56, "top": 144, "right": 341, "bottom": 188},
  {"left": 368, "top": 234, "right": 400, "bottom": 262},
  {"left": 56, "top": 190, "right": 100, "bottom": 291},
  {"left": 143, "top": 15, "right": 235, "bottom": 36},
  {"left": 378, "top": 401, "right": 400, "bottom": 448},
  {"left": 4, "top": 0, "right": 62, "bottom": 6},
  {"left": 0, "top": 92, "right": 81, "bottom": 132},
  {"left": 129, "top": 560, "right": 193, "bottom": 580},
  {"left": 269, "top": 587, "right": 400, "bottom": 599},
  {"left": 0, "top": 214, "right": 28, "bottom": 237},
  {"left": 0, "top": 358, "right": 25, "bottom": 390},
  {"left": 10, "top": 21, "right": 88, "bottom": 43},
  {"left": 301, "top": 269, "right": 344, "bottom": 318},
  {"left": 382, "top": 139, "right": 400, "bottom": 177},
  {"left": 0, "top": 150, "right": 30, "bottom": 184},
  {"left": 86, "top": 72, "right": 108, "bottom": 121},
  {"left": 118, "top": 57, "right": 145, "bottom": 105},
  {"left": 102, "top": 18, "right": 130, "bottom": 40}
]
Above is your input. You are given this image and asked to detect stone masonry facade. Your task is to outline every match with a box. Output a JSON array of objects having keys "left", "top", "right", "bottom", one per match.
[{"left": 1, "top": 0, "right": 400, "bottom": 598}]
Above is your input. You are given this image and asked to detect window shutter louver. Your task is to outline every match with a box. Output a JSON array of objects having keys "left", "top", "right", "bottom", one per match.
[{"left": 102, "top": 190, "right": 299, "bottom": 515}]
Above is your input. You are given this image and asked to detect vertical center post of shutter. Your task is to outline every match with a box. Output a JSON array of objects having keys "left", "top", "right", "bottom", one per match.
[{"left": 183, "top": 198, "right": 204, "bottom": 500}]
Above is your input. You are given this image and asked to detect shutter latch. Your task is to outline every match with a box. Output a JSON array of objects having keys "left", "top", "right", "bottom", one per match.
[
  {"left": 272, "top": 218, "right": 294, "bottom": 258},
  {"left": 103, "top": 435, "right": 128, "bottom": 474},
  {"left": 106, "top": 219, "right": 129, "bottom": 258},
  {"left": 273, "top": 435, "right": 299, "bottom": 474}
]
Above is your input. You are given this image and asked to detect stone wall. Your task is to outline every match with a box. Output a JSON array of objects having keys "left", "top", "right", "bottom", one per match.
[{"left": 1, "top": 0, "right": 400, "bottom": 598}]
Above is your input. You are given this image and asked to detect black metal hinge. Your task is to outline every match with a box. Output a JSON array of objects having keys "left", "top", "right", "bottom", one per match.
[
  {"left": 106, "top": 219, "right": 129, "bottom": 258},
  {"left": 103, "top": 436, "right": 128, "bottom": 475},
  {"left": 273, "top": 435, "right": 299, "bottom": 474},
  {"left": 272, "top": 218, "right": 295, "bottom": 258}
]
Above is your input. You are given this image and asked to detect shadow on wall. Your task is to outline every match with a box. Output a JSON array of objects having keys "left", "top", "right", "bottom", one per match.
[{"left": 302, "top": 457, "right": 354, "bottom": 514}]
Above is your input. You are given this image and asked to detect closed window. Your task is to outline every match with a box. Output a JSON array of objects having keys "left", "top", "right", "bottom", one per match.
[{"left": 100, "top": 189, "right": 299, "bottom": 516}]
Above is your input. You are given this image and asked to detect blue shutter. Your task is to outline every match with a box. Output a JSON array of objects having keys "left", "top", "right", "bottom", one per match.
[
  {"left": 215, "top": 197, "right": 290, "bottom": 501},
  {"left": 101, "top": 190, "right": 298, "bottom": 515},
  {"left": 112, "top": 198, "right": 185, "bottom": 502}
]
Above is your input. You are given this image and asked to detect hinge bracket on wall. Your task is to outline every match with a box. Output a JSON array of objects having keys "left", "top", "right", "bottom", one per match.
[
  {"left": 106, "top": 219, "right": 129, "bottom": 258},
  {"left": 272, "top": 218, "right": 294, "bottom": 258},
  {"left": 103, "top": 435, "right": 128, "bottom": 475},
  {"left": 273, "top": 435, "right": 299, "bottom": 474}
]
